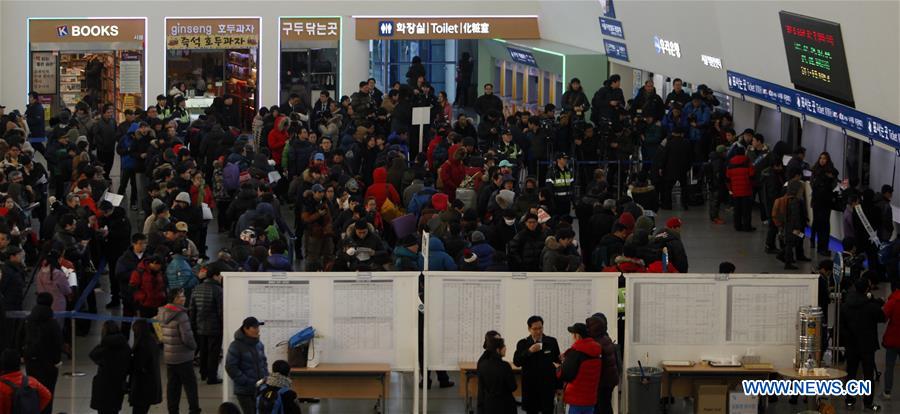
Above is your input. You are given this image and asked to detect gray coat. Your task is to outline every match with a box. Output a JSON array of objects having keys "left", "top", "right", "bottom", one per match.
[{"left": 158, "top": 303, "right": 197, "bottom": 365}]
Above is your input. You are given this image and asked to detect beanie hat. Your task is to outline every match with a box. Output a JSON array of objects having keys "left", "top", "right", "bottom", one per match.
[
  {"left": 175, "top": 192, "right": 191, "bottom": 205},
  {"left": 152, "top": 198, "right": 167, "bottom": 214},
  {"left": 665, "top": 217, "right": 683, "bottom": 229},
  {"left": 470, "top": 231, "right": 486, "bottom": 243},
  {"left": 463, "top": 249, "right": 478, "bottom": 263},
  {"left": 431, "top": 193, "right": 449, "bottom": 211},
  {"left": 618, "top": 212, "right": 636, "bottom": 231}
]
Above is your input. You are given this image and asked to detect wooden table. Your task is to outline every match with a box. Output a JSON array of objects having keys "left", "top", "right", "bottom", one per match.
[
  {"left": 459, "top": 361, "right": 523, "bottom": 414},
  {"left": 777, "top": 368, "right": 847, "bottom": 413},
  {"left": 290, "top": 363, "right": 391, "bottom": 414},
  {"left": 661, "top": 363, "right": 777, "bottom": 412}
]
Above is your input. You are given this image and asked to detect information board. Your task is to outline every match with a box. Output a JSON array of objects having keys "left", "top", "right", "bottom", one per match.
[
  {"left": 31, "top": 52, "right": 57, "bottom": 94},
  {"left": 779, "top": 11, "right": 853, "bottom": 106},
  {"left": 248, "top": 280, "right": 310, "bottom": 350},
  {"left": 532, "top": 279, "right": 594, "bottom": 350},
  {"left": 440, "top": 279, "right": 504, "bottom": 365},
  {"left": 727, "top": 285, "right": 810, "bottom": 344}
]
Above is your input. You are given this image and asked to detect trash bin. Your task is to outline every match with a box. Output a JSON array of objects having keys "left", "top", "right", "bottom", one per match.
[{"left": 627, "top": 366, "right": 662, "bottom": 414}]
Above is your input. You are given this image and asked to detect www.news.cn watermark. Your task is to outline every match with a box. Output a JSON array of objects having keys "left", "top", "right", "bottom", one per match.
[{"left": 742, "top": 380, "right": 872, "bottom": 396}]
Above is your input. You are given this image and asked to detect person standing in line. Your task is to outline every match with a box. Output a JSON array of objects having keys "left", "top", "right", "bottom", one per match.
[
  {"left": 586, "top": 313, "right": 620, "bottom": 414},
  {"left": 158, "top": 288, "right": 201, "bottom": 414},
  {"left": 226, "top": 317, "right": 269, "bottom": 414},
  {"left": 129, "top": 319, "right": 163, "bottom": 414},
  {"left": 116, "top": 234, "right": 147, "bottom": 339},
  {"left": 19, "top": 292, "right": 63, "bottom": 414},
  {"left": 476, "top": 336, "right": 517, "bottom": 414},
  {"left": 558, "top": 323, "right": 602, "bottom": 414},
  {"left": 881, "top": 285, "right": 900, "bottom": 400},
  {"left": 0, "top": 349, "right": 52, "bottom": 413},
  {"left": 513, "top": 316, "right": 561, "bottom": 414},
  {"left": 840, "top": 279, "right": 884, "bottom": 411},
  {"left": 89, "top": 321, "right": 132, "bottom": 414},
  {"left": 190, "top": 262, "right": 225, "bottom": 384}
]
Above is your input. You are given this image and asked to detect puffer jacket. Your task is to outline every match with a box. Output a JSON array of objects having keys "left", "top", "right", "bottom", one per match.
[
  {"left": 470, "top": 241, "right": 495, "bottom": 271},
  {"left": 602, "top": 256, "right": 647, "bottom": 273},
  {"left": 558, "top": 337, "right": 602, "bottom": 406},
  {"left": 883, "top": 289, "right": 900, "bottom": 348},
  {"left": 157, "top": 303, "right": 197, "bottom": 365},
  {"left": 264, "top": 254, "right": 292, "bottom": 271},
  {"left": 651, "top": 228, "right": 689, "bottom": 273},
  {"left": 586, "top": 314, "right": 619, "bottom": 388},
  {"left": 190, "top": 278, "right": 223, "bottom": 336},
  {"left": 508, "top": 228, "right": 547, "bottom": 271},
  {"left": 226, "top": 328, "right": 269, "bottom": 396},
  {"left": 439, "top": 146, "right": 467, "bottom": 200},
  {"left": 393, "top": 245, "right": 421, "bottom": 271},
  {"left": 165, "top": 254, "right": 198, "bottom": 291},
  {"left": 725, "top": 154, "right": 755, "bottom": 197},
  {"left": 364, "top": 167, "right": 401, "bottom": 210},
  {"left": 267, "top": 115, "right": 289, "bottom": 167},
  {"left": 129, "top": 260, "right": 166, "bottom": 309},
  {"left": 417, "top": 236, "right": 458, "bottom": 271},
  {"left": 408, "top": 187, "right": 439, "bottom": 217}
]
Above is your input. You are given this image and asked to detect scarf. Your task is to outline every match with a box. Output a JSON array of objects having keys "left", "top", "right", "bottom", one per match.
[{"left": 265, "top": 373, "right": 292, "bottom": 390}]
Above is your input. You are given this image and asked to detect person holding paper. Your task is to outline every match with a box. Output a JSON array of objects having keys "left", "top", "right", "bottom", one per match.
[{"left": 514, "top": 315, "right": 561, "bottom": 414}]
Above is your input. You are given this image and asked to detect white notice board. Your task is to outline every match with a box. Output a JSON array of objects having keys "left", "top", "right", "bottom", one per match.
[
  {"left": 222, "top": 272, "right": 420, "bottom": 399},
  {"left": 425, "top": 272, "right": 619, "bottom": 371}
]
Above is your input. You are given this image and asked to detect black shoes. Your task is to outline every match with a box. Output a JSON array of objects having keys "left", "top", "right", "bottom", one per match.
[
  {"left": 438, "top": 381, "right": 455, "bottom": 388},
  {"left": 785, "top": 264, "right": 799, "bottom": 270}
]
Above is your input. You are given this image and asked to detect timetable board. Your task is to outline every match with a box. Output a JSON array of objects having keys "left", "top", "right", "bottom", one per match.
[{"left": 425, "top": 272, "right": 619, "bottom": 371}]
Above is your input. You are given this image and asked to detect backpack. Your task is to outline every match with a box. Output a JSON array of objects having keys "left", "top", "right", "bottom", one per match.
[
  {"left": 223, "top": 162, "right": 240, "bottom": 191},
  {"left": 256, "top": 383, "right": 290, "bottom": 414},
  {"left": 771, "top": 195, "right": 790, "bottom": 228},
  {"left": 0, "top": 373, "right": 41, "bottom": 414}
]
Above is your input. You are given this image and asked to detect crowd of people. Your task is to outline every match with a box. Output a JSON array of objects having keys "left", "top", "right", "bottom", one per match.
[{"left": 0, "top": 61, "right": 897, "bottom": 413}]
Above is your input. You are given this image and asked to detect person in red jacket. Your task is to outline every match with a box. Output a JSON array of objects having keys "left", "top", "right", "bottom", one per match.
[
  {"left": 267, "top": 115, "right": 290, "bottom": 167},
  {"left": 0, "top": 349, "right": 53, "bottom": 414},
  {"left": 364, "top": 167, "right": 401, "bottom": 210},
  {"left": 439, "top": 145, "right": 468, "bottom": 201},
  {"left": 725, "top": 147, "right": 756, "bottom": 232},
  {"left": 602, "top": 245, "right": 647, "bottom": 273},
  {"left": 558, "top": 323, "right": 602, "bottom": 413},
  {"left": 129, "top": 255, "right": 167, "bottom": 318},
  {"left": 883, "top": 287, "right": 900, "bottom": 398}
]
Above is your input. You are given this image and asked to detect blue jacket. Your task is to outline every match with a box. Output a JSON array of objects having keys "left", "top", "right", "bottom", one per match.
[
  {"left": 683, "top": 102, "right": 711, "bottom": 128},
  {"left": 393, "top": 246, "right": 422, "bottom": 271},
  {"left": 264, "top": 254, "right": 292, "bottom": 271},
  {"left": 470, "top": 241, "right": 495, "bottom": 271},
  {"left": 407, "top": 187, "right": 438, "bottom": 217},
  {"left": 661, "top": 110, "right": 689, "bottom": 134},
  {"left": 417, "top": 237, "right": 458, "bottom": 271},
  {"left": 165, "top": 254, "right": 197, "bottom": 291},
  {"left": 225, "top": 328, "right": 268, "bottom": 396}
]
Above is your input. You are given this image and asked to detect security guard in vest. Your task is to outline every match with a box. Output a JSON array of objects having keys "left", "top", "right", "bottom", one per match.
[{"left": 545, "top": 152, "right": 574, "bottom": 215}]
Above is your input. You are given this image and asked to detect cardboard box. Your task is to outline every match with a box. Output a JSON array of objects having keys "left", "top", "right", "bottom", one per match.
[
  {"left": 729, "top": 390, "right": 758, "bottom": 414},
  {"left": 694, "top": 384, "right": 728, "bottom": 414}
]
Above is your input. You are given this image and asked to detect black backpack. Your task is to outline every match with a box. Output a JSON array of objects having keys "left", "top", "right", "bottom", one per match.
[
  {"left": 256, "top": 383, "right": 289, "bottom": 414},
  {"left": 0, "top": 373, "right": 41, "bottom": 414}
]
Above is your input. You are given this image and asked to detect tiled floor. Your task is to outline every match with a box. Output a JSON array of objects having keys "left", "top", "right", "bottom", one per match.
[{"left": 28, "top": 158, "right": 896, "bottom": 413}]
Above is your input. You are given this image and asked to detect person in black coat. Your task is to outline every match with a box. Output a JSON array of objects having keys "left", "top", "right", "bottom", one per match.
[
  {"left": 0, "top": 246, "right": 26, "bottom": 350},
  {"left": 474, "top": 83, "right": 504, "bottom": 119},
  {"left": 406, "top": 56, "right": 426, "bottom": 88},
  {"left": 840, "top": 278, "right": 885, "bottom": 410},
  {"left": 590, "top": 74, "right": 625, "bottom": 126},
  {"left": 508, "top": 213, "right": 547, "bottom": 271},
  {"left": 513, "top": 316, "right": 561, "bottom": 414},
  {"left": 129, "top": 319, "right": 163, "bottom": 414},
  {"left": 26, "top": 92, "right": 46, "bottom": 139},
  {"left": 90, "top": 321, "right": 132, "bottom": 414},
  {"left": 587, "top": 313, "right": 620, "bottom": 414},
  {"left": 98, "top": 201, "right": 132, "bottom": 308},
  {"left": 20, "top": 293, "right": 63, "bottom": 414},
  {"left": 657, "top": 129, "right": 694, "bottom": 210},
  {"left": 477, "top": 336, "right": 517, "bottom": 414}
]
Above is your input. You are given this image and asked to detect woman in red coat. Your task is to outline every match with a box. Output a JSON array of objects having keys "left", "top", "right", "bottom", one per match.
[
  {"left": 884, "top": 287, "right": 900, "bottom": 397},
  {"left": 267, "top": 115, "right": 290, "bottom": 167},
  {"left": 128, "top": 256, "right": 166, "bottom": 318},
  {"left": 189, "top": 170, "right": 215, "bottom": 209},
  {"left": 439, "top": 145, "right": 467, "bottom": 200},
  {"left": 364, "top": 167, "right": 400, "bottom": 210}
]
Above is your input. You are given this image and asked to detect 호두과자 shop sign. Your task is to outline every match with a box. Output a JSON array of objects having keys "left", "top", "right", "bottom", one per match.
[{"left": 166, "top": 18, "right": 260, "bottom": 49}]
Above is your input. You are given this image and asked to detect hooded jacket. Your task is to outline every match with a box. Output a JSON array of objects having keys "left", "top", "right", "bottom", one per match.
[
  {"left": 226, "top": 328, "right": 269, "bottom": 395},
  {"left": 158, "top": 303, "right": 197, "bottom": 365},
  {"left": 541, "top": 236, "right": 581, "bottom": 272},
  {"left": 586, "top": 314, "right": 619, "bottom": 388},
  {"left": 558, "top": 337, "right": 602, "bottom": 406},
  {"left": 726, "top": 154, "right": 755, "bottom": 198},
  {"left": 129, "top": 260, "right": 166, "bottom": 309},
  {"left": 365, "top": 167, "right": 401, "bottom": 210},
  {"left": 470, "top": 241, "right": 495, "bottom": 271},
  {"left": 439, "top": 146, "right": 468, "bottom": 200},
  {"left": 267, "top": 116, "right": 289, "bottom": 166},
  {"left": 840, "top": 289, "right": 885, "bottom": 353},
  {"left": 417, "top": 236, "right": 458, "bottom": 271},
  {"left": 408, "top": 187, "right": 438, "bottom": 218},
  {"left": 393, "top": 245, "right": 421, "bottom": 271},
  {"left": 21, "top": 302, "right": 64, "bottom": 366}
]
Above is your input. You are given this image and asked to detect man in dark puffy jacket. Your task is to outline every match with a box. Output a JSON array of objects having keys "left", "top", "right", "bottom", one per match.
[
  {"left": 190, "top": 263, "right": 225, "bottom": 384},
  {"left": 508, "top": 213, "right": 546, "bottom": 271},
  {"left": 20, "top": 293, "right": 64, "bottom": 414},
  {"left": 158, "top": 288, "right": 200, "bottom": 414},
  {"left": 590, "top": 74, "right": 625, "bottom": 126},
  {"left": 726, "top": 147, "right": 756, "bottom": 232},
  {"left": 657, "top": 128, "right": 693, "bottom": 210},
  {"left": 91, "top": 104, "right": 119, "bottom": 179},
  {"left": 226, "top": 317, "right": 269, "bottom": 414},
  {"left": 558, "top": 323, "right": 602, "bottom": 413},
  {"left": 586, "top": 313, "right": 619, "bottom": 414},
  {"left": 98, "top": 200, "right": 131, "bottom": 309},
  {"left": 840, "top": 279, "right": 885, "bottom": 410},
  {"left": 651, "top": 217, "right": 689, "bottom": 273}
]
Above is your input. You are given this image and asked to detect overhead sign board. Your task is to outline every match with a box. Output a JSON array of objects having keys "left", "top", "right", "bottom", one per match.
[
  {"left": 166, "top": 17, "right": 260, "bottom": 49},
  {"left": 355, "top": 16, "right": 540, "bottom": 40},
  {"left": 280, "top": 17, "right": 340, "bottom": 41}
]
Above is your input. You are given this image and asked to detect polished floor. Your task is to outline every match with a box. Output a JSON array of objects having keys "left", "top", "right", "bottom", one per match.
[{"left": 26, "top": 157, "right": 897, "bottom": 413}]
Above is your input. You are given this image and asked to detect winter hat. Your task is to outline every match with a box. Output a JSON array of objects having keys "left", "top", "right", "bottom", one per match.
[
  {"left": 470, "top": 231, "right": 486, "bottom": 244},
  {"left": 152, "top": 198, "right": 167, "bottom": 214},
  {"left": 635, "top": 215, "right": 655, "bottom": 234},
  {"left": 495, "top": 189, "right": 515, "bottom": 210},
  {"left": 665, "top": 217, "right": 683, "bottom": 229},
  {"left": 175, "top": 192, "right": 191, "bottom": 205},
  {"left": 431, "top": 193, "right": 449, "bottom": 211},
  {"left": 399, "top": 234, "right": 419, "bottom": 248},
  {"left": 64, "top": 128, "right": 80, "bottom": 141},
  {"left": 36, "top": 292, "right": 53, "bottom": 307},
  {"left": 463, "top": 249, "right": 478, "bottom": 263},
  {"left": 617, "top": 212, "right": 636, "bottom": 232}
]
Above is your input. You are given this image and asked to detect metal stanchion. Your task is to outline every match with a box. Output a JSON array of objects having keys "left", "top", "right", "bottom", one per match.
[{"left": 62, "top": 318, "right": 85, "bottom": 377}]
